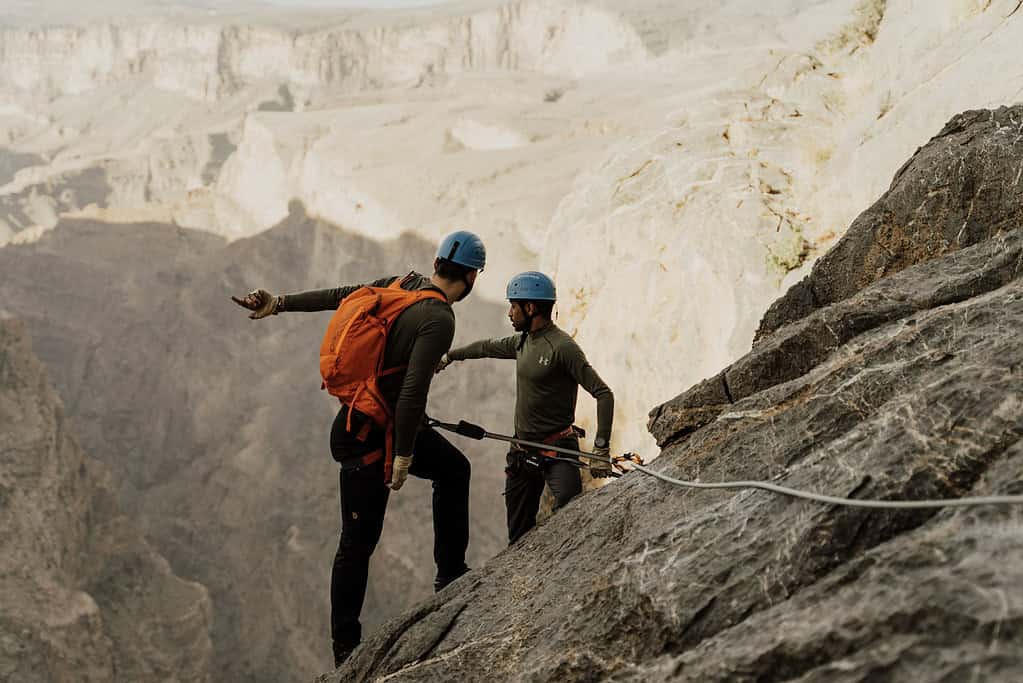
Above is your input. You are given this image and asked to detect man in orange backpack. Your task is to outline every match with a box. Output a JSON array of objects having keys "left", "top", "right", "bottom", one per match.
[{"left": 231, "top": 230, "right": 485, "bottom": 667}]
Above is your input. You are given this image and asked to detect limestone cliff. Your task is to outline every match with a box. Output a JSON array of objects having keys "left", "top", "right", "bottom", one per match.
[
  {"left": 0, "top": 1, "right": 646, "bottom": 102},
  {"left": 323, "top": 107, "right": 1023, "bottom": 682}
]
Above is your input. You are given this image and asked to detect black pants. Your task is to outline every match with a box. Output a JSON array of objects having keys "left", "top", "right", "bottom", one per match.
[
  {"left": 329, "top": 412, "right": 470, "bottom": 661},
  {"left": 505, "top": 435, "right": 582, "bottom": 545}
]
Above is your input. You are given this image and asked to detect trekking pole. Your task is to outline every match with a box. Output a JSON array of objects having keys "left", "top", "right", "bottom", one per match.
[{"left": 427, "top": 418, "right": 623, "bottom": 478}]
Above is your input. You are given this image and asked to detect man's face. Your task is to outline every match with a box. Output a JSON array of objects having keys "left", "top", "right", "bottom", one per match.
[{"left": 508, "top": 301, "right": 530, "bottom": 331}]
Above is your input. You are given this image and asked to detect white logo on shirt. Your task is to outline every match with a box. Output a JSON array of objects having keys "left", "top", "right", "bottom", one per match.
[{"left": 538, "top": 355, "right": 551, "bottom": 366}]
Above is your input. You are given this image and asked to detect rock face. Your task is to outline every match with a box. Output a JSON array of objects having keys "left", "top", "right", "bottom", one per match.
[
  {"left": 652, "top": 105, "right": 1023, "bottom": 450},
  {"left": 755, "top": 106, "right": 1023, "bottom": 344},
  {"left": 0, "top": 204, "right": 515, "bottom": 682},
  {"left": 325, "top": 108, "right": 1023, "bottom": 682},
  {"left": 0, "top": 319, "right": 213, "bottom": 682}
]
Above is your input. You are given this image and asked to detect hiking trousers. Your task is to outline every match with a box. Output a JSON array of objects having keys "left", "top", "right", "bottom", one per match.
[
  {"left": 504, "top": 433, "right": 582, "bottom": 545},
  {"left": 329, "top": 413, "right": 470, "bottom": 664}
]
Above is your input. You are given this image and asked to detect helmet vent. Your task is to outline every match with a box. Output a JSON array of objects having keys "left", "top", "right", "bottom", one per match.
[{"left": 447, "top": 241, "right": 461, "bottom": 262}]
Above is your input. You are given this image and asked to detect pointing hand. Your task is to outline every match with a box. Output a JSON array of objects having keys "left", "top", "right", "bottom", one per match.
[{"left": 231, "top": 289, "right": 282, "bottom": 320}]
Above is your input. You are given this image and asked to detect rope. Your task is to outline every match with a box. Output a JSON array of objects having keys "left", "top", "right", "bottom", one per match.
[
  {"left": 625, "top": 462, "right": 1023, "bottom": 509},
  {"left": 429, "top": 418, "right": 1023, "bottom": 509}
]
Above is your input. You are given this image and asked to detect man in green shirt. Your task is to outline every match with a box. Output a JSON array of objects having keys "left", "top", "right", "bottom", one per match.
[{"left": 437, "top": 271, "right": 614, "bottom": 544}]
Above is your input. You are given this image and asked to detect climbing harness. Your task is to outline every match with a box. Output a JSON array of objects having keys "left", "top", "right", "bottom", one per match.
[{"left": 428, "top": 418, "right": 1023, "bottom": 509}]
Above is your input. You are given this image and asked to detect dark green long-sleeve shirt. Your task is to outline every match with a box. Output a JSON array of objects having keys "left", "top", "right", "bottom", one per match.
[
  {"left": 280, "top": 272, "right": 454, "bottom": 458},
  {"left": 448, "top": 321, "right": 614, "bottom": 443}
]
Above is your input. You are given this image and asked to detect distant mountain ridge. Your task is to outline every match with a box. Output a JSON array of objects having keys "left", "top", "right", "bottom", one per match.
[{"left": 0, "top": 1, "right": 647, "bottom": 101}]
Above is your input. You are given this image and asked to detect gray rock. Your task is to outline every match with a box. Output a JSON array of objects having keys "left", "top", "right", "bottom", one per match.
[
  {"left": 650, "top": 229, "right": 1023, "bottom": 448},
  {"left": 653, "top": 104, "right": 1023, "bottom": 449},
  {"left": 756, "top": 105, "right": 1023, "bottom": 343},
  {"left": 327, "top": 108, "right": 1023, "bottom": 682},
  {"left": 0, "top": 166, "right": 111, "bottom": 234},
  {"left": 0, "top": 147, "right": 44, "bottom": 186},
  {"left": 0, "top": 319, "right": 214, "bottom": 682}
]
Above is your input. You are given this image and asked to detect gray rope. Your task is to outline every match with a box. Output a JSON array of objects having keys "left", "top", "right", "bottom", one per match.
[
  {"left": 429, "top": 418, "right": 1023, "bottom": 509},
  {"left": 626, "top": 463, "right": 1023, "bottom": 509}
]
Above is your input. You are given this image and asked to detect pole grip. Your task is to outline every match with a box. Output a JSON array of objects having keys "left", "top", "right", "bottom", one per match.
[{"left": 455, "top": 420, "right": 488, "bottom": 440}]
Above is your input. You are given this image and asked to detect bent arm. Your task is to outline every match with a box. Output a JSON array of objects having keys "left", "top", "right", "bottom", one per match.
[
  {"left": 447, "top": 335, "right": 518, "bottom": 361},
  {"left": 561, "top": 344, "right": 614, "bottom": 443},
  {"left": 393, "top": 314, "right": 456, "bottom": 457}
]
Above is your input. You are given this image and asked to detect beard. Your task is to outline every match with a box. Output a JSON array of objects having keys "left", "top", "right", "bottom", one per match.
[
  {"left": 510, "top": 317, "right": 528, "bottom": 332},
  {"left": 454, "top": 274, "right": 474, "bottom": 302}
]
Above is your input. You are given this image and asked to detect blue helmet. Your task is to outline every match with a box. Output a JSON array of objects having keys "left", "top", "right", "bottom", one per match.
[
  {"left": 436, "top": 230, "right": 486, "bottom": 270},
  {"left": 506, "top": 271, "right": 556, "bottom": 302}
]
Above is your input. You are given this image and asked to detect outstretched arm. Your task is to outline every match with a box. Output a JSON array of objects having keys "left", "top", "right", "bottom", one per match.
[
  {"left": 279, "top": 276, "right": 395, "bottom": 312},
  {"left": 231, "top": 276, "right": 395, "bottom": 318},
  {"left": 448, "top": 335, "right": 519, "bottom": 361}
]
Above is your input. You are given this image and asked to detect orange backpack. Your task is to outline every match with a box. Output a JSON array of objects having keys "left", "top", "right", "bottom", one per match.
[{"left": 319, "top": 273, "right": 446, "bottom": 482}]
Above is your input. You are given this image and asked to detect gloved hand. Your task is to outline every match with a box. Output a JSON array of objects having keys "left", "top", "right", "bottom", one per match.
[
  {"left": 589, "top": 446, "right": 613, "bottom": 479},
  {"left": 390, "top": 455, "right": 413, "bottom": 490},
  {"left": 231, "top": 289, "right": 282, "bottom": 320},
  {"left": 435, "top": 353, "right": 453, "bottom": 374}
]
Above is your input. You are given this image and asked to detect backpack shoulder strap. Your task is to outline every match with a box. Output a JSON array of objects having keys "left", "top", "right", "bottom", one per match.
[
  {"left": 388, "top": 271, "right": 417, "bottom": 290},
  {"left": 385, "top": 272, "right": 447, "bottom": 306}
]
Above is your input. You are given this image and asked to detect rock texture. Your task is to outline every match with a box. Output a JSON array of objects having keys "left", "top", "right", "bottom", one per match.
[
  {"left": 0, "top": 319, "right": 213, "bottom": 682},
  {"left": 0, "top": 203, "right": 515, "bottom": 682},
  {"left": 754, "top": 106, "right": 1023, "bottom": 344},
  {"left": 323, "top": 108, "right": 1023, "bottom": 682},
  {"left": 652, "top": 105, "right": 1023, "bottom": 450}
]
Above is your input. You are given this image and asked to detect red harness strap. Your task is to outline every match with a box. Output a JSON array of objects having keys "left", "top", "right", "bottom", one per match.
[{"left": 536, "top": 426, "right": 579, "bottom": 459}]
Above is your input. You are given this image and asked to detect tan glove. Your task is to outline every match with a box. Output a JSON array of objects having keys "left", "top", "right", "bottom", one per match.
[
  {"left": 390, "top": 455, "right": 413, "bottom": 490},
  {"left": 231, "top": 289, "right": 282, "bottom": 320},
  {"left": 435, "top": 353, "right": 454, "bottom": 374},
  {"left": 589, "top": 445, "right": 613, "bottom": 478}
]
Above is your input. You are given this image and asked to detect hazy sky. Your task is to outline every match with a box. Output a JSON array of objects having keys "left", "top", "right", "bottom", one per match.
[{"left": 263, "top": 0, "right": 454, "bottom": 6}]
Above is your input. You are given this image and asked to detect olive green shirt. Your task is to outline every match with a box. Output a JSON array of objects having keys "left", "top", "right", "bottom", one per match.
[
  {"left": 448, "top": 321, "right": 613, "bottom": 443},
  {"left": 279, "top": 272, "right": 454, "bottom": 457}
]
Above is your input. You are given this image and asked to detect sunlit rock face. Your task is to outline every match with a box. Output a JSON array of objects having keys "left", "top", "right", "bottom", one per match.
[
  {"left": 325, "top": 105, "right": 1023, "bottom": 683},
  {"left": 0, "top": 319, "right": 214, "bottom": 683}
]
